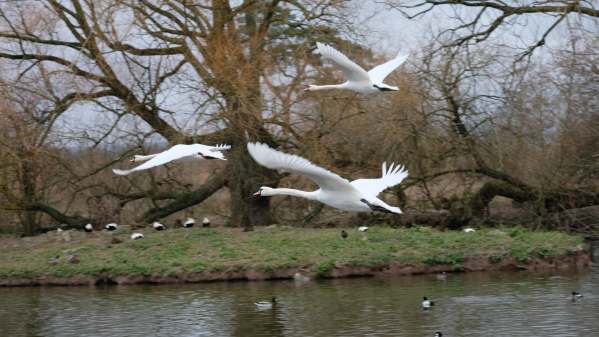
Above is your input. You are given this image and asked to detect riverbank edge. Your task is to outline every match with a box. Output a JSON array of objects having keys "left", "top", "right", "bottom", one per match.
[{"left": 0, "top": 250, "right": 591, "bottom": 287}]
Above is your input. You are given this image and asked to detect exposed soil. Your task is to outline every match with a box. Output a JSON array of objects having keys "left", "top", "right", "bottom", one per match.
[{"left": 0, "top": 250, "right": 591, "bottom": 287}]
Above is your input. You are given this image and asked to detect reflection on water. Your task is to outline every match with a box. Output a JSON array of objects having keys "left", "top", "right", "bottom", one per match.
[{"left": 1, "top": 267, "right": 598, "bottom": 337}]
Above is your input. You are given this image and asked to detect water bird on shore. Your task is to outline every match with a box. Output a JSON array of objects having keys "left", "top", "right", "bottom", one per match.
[
  {"left": 105, "top": 223, "right": 118, "bottom": 231},
  {"left": 358, "top": 226, "right": 369, "bottom": 232},
  {"left": 294, "top": 272, "right": 310, "bottom": 283},
  {"left": 131, "top": 233, "right": 144, "bottom": 240},
  {"left": 112, "top": 143, "right": 231, "bottom": 176},
  {"left": 84, "top": 224, "right": 93, "bottom": 232},
  {"left": 571, "top": 291, "right": 583, "bottom": 300},
  {"left": 434, "top": 332, "right": 443, "bottom": 337},
  {"left": 255, "top": 297, "right": 276, "bottom": 310},
  {"left": 48, "top": 256, "right": 60, "bottom": 265},
  {"left": 422, "top": 296, "right": 435, "bottom": 310},
  {"left": 248, "top": 142, "right": 408, "bottom": 214},
  {"left": 341, "top": 230, "right": 348, "bottom": 239},
  {"left": 463, "top": 228, "right": 476, "bottom": 233},
  {"left": 183, "top": 218, "right": 195, "bottom": 228},
  {"left": 67, "top": 254, "right": 80, "bottom": 264},
  {"left": 202, "top": 217, "right": 211, "bottom": 227},
  {"left": 152, "top": 222, "right": 166, "bottom": 231},
  {"left": 305, "top": 42, "right": 408, "bottom": 94}
]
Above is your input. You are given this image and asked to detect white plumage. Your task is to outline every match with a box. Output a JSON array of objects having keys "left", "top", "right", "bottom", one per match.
[
  {"left": 463, "top": 228, "right": 476, "bottom": 233},
  {"left": 152, "top": 222, "right": 166, "bottom": 231},
  {"left": 255, "top": 297, "right": 276, "bottom": 310},
  {"left": 113, "top": 144, "right": 231, "bottom": 176},
  {"left": 306, "top": 42, "right": 408, "bottom": 94},
  {"left": 422, "top": 296, "right": 434, "bottom": 309},
  {"left": 105, "top": 223, "right": 118, "bottom": 231},
  {"left": 84, "top": 223, "right": 93, "bottom": 232},
  {"left": 202, "top": 217, "right": 211, "bottom": 227},
  {"left": 183, "top": 218, "right": 195, "bottom": 228},
  {"left": 248, "top": 142, "right": 408, "bottom": 214},
  {"left": 131, "top": 233, "right": 144, "bottom": 240},
  {"left": 358, "top": 226, "right": 369, "bottom": 232}
]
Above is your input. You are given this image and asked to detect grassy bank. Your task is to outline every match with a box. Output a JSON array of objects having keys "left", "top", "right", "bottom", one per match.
[{"left": 0, "top": 226, "right": 588, "bottom": 283}]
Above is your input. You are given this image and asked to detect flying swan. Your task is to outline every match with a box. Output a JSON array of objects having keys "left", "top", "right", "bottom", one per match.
[
  {"left": 113, "top": 144, "right": 231, "bottom": 176},
  {"left": 306, "top": 42, "right": 408, "bottom": 94},
  {"left": 247, "top": 142, "right": 408, "bottom": 214}
]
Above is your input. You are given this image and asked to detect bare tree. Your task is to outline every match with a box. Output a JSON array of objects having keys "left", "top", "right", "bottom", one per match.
[
  {"left": 0, "top": 0, "right": 353, "bottom": 231},
  {"left": 386, "top": 0, "right": 599, "bottom": 60}
]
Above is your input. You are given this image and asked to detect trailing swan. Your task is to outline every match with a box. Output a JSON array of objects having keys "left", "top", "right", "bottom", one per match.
[
  {"left": 306, "top": 42, "right": 408, "bottom": 94},
  {"left": 113, "top": 144, "right": 231, "bottom": 176},
  {"left": 84, "top": 224, "right": 93, "bottom": 232},
  {"left": 248, "top": 142, "right": 408, "bottom": 214}
]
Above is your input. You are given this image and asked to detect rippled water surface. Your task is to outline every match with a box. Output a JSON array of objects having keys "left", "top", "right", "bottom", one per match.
[{"left": 1, "top": 265, "right": 598, "bottom": 337}]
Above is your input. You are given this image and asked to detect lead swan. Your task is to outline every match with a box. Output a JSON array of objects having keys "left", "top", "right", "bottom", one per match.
[
  {"left": 247, "top": 142, "right": 408, "bottom": 214},
  {"left": 306, "top": 42, "right": 408, "bottom": 94},
  {"left": 113, "top": 144, "right": 231, "bottom": 176}
]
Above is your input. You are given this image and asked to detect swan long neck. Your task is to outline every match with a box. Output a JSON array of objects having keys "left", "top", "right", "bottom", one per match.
[
  {"left": 269, "top": 188, "right": 318, "bottom": 200},
  {"left": 133, "top": 154, "right": 157, "bottom": 162},
  {"left": 308, "top": 84, "right": 346, "bottom": 91}
]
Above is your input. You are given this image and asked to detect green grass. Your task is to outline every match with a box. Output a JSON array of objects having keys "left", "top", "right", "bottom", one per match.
[{"left": 0, "top": 226, "right": 585, "bottom": 279}]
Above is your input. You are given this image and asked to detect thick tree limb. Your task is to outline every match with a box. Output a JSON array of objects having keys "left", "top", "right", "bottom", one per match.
[{"left": 139, "top": 170, "right": 227, "bottom": 223}]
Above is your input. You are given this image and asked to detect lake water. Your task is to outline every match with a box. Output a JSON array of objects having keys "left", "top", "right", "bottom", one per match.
[{"left": 1, "top": 263, "right": 598, "bottom": 336}]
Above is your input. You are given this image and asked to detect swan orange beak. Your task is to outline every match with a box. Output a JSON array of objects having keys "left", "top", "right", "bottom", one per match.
[{"left": 253, "top": 191, "right": 261, "bottom": 197}]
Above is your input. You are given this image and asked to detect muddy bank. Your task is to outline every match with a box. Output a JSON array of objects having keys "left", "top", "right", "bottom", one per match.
[{"left": 0, "top": 250, "right": 591, "bottom": 287}]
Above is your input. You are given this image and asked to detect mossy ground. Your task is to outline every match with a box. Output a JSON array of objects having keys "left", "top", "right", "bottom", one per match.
[{"left": 0, "top": 226, "right": 585, "bottom": 279}]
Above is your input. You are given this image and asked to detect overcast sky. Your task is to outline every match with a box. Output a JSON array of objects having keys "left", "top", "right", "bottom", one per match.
[{"left": 360, "top": 1, "right": 599, "bottom": 57}]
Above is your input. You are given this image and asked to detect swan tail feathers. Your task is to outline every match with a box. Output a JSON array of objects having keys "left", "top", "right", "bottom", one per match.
[{"left": 210, "top": 144, "right": 231, "bottom": 152}]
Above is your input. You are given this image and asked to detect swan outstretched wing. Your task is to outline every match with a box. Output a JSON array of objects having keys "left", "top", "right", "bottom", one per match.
[
  {"left": 247, "top": 142, "right": 356, "bottom": 192},
  {"left": 315, "top": 42, "right": 370, "bottom": 83},
  {"left": 350, "top": 162, "right": 408, "bottom": 197},
  {"left": 113, "top": 144, "right": 210, "bottom": 176},
  {"left": 367, "top": 51, "right": 408, "bottom": 84}
]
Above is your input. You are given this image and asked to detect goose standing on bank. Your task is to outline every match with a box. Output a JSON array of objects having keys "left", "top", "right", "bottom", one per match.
[
  {"left": 112, "top": 144, "right": 231, "bottom": 176},
  {"left": 306, "top": 42, "right": 408, "bottom": 94},
  {"left": 152, "top": 222, "right": 166, "bottom": 231},
  {"left": 84, "top": 223, "right": 93, "bottom": 233},
  {"left": 131, "top": 233, "right": 144, "bottom": 240},
  {"left": 248, "top": 143, "right": 408, "bottom": 214},
  {"left": 105, "top": 223, "right": 118, "bottom": 231},
  {"left": 183, "top": 218, "right": 195, "bottom": 228}
]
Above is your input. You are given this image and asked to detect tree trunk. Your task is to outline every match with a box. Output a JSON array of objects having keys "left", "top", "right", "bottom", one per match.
[
  {"left": 18, "top": 152, "right": 40, "bottom": 236},
  {"left": 227, "top": 143, "right": 278, "bottom": 231}
]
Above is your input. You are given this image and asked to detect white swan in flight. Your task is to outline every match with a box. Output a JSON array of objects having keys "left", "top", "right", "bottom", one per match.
[
  {"left": 113, "top": 144, "right": 231, "bottom": 176},
  {"left": 306, "top": 42, "right": 408, "bottom": 94},
  {"left": 247, "top": 142, "right": 408, "bottom": 214}
]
